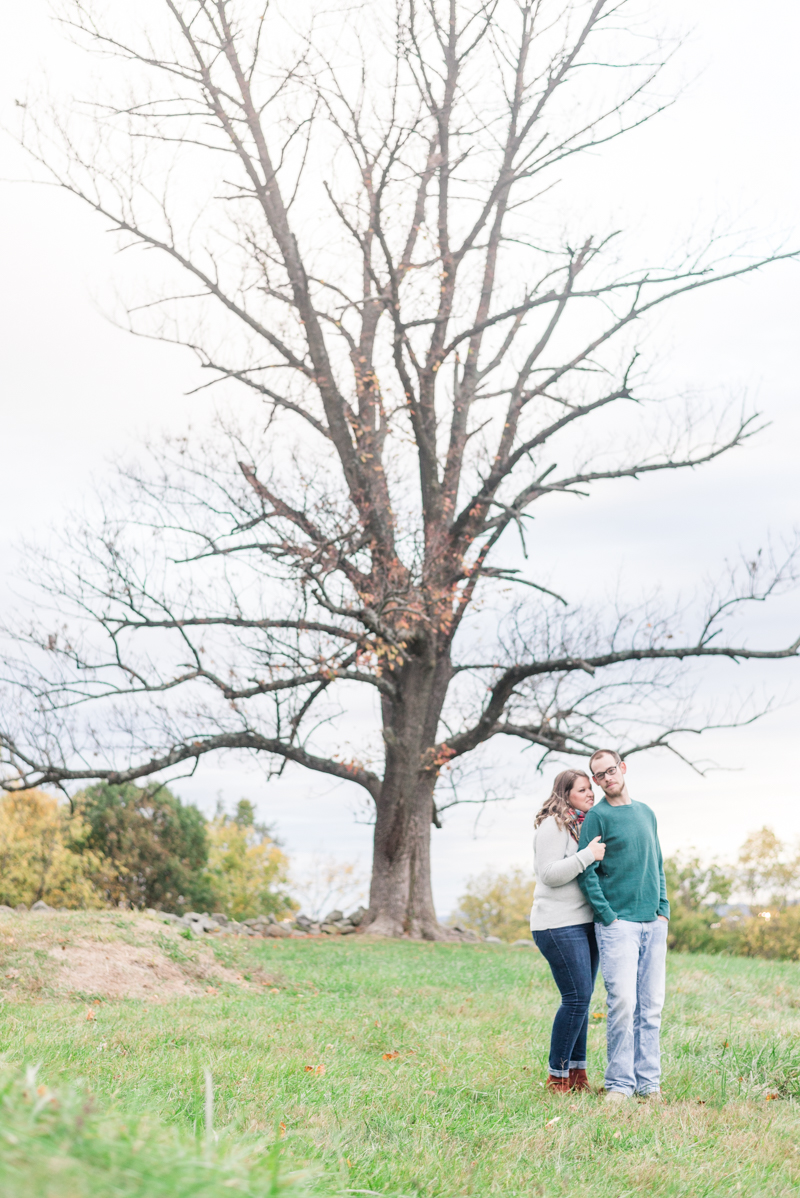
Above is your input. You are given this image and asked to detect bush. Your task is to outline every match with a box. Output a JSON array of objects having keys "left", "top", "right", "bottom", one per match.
[
  {"left": 730, "top": 906, "right": 800, "bottom": 961},
  {"left": 0, "top": 789, "right": 105, "bottom": 909},
  {"left": 205, "top": 800, "right": 296, "bottom": 920},
  {"left": 75, "top": 783, "right": 214, "bottom": 912},
  {"left": 455, "top": 867, "right": 534, "bottom": 942},
  {"left": 665, "top": 852, "right": 736, "bottom": 955}
]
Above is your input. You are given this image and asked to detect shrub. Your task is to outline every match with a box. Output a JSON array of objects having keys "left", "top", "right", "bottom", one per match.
[
  {"left": 205, "top": 799, "right": 296, "bottom": 920},
  {"left": 74, "top": 783, "right": 214, "bottom": 912},
  {"left": 730, "top": 906, "right": 800, "bottom": 961},
  {"left": 0, "top": 790, "right": 105, "bottom": 908},
  {"left": 665, "top": 852, "right": 736, "bottom": 955},
  {"left": 455, "top": 867, "right": 534, "bottom": 942}
]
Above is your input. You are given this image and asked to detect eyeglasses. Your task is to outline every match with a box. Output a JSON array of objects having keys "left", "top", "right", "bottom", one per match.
[{"left": 592, "top": 763, "right": 621, "bottom": 782}]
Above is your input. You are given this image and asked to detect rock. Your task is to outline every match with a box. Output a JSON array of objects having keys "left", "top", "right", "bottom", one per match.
[
  {"left": 320, "top": 924, "right": 340, "bottom": 935},
  {"left": 348, "top": 906, "right": 369, "bottom": 927},
  {"left": 484, "top": 936, "right": 504, "bottom": 945},
  {"left": 294, "top": 914, "right": 314, "bottom": 930},
  {"left": 145, "top": 908, "right": 158, "bottom": 917},
  {"left": 0, "top": 905, "right": 16, "bottom": 915},
  {"left": 264, "top": 923, "right": 292, "bottom": 938},
  {"left": 290, "top": 930, "right": 309, "bottom": 938},
  {"left": 160, "top": 913, "right": 182, "bottom": 924},
  {"left": 511, "top": 938, "right": 535, "bottom": 948},
  {"left": 31, "top": 901, "right": 54, "bottom": 913},
  {"left": 183, "top": 912, "right": 219, "bottom": 933},
  {"left": 322, "top": 909, "right": 344, "bottom": 925},
  {"left": 210, "top": 913, "right": 228, "bottom": 925},
  {"left": 339, "top": 924, "right": 357, "bottom": 935},
  {"left": 14, "top": 904, "right": 28, "bottom": 913}
]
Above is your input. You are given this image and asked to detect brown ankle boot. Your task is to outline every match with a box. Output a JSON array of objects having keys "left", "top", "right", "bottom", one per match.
[
  {"left": 568, "top": 1068, "right": 590, "bottom": 1092},
  {"left": 546, "top": 1074, "right": 571, "bottom": 1093}
]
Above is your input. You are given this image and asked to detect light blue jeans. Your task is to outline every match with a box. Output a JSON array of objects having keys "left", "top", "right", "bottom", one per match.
[{"left": 595, "top": 918, "right": 668, "bottom": 1096}]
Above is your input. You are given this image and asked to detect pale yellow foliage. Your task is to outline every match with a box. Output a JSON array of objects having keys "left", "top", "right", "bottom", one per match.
[
  {"left": 289, "top": 855, "right": 367, "bottom": 921},
  {"left": 455, "top": 867, "right": 534, "bottom": 942},
  {"left": 0, "top": 789, "right": 105, "bottom": 909},
  {"left": 206, "top": 814, "right": 295, "bottom": 920}
]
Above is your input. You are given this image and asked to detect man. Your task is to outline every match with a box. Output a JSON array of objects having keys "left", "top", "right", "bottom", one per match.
[{"left": 577, "top": 750, "right": 669, "bottom": 1102}]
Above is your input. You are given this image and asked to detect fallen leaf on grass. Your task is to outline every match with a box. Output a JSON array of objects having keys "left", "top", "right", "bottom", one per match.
[
  {"left": 592, "top": 1012, "right": 606, "bottom": 1020},
  {"left": 206, "top": 987, "right": 219, "bottom": 996},
  {"left": 766, "top": 1093, "right": 778, "bottom": 1101},
  {"left": 279, "top": 1122, "right": 286, "bottom": 1136},
  {"left": 85, "top": 1008, "right": 95, "bottom": 1021},
  {"left": 545, "top": 1116, "right": 560, "bottom": 1128},
  {"left": 346, "top": 1158, "right": 353, "bottom": 1168},
  {"left": 5, "top": 969, "right": 19, "bottom": 979},
  {"left": 613, "top": 1131, "right": 622, "bottom": 1139},
  {"left": 316, "top": 1064, "right": 326, "bottom": 1075},
  {"left": 383, "top": 1051, "right": 401, "bottom": 1060}
]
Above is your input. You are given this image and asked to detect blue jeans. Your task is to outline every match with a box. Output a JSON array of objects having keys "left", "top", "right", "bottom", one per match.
[
  {"left": 532, "top": 923, "right": 599, "bottom": 1077},
  {"left": 595, "top": 918, "right": 668, "bottom": 1096}
]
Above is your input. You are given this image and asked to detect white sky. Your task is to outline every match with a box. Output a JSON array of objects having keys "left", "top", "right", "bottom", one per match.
[{"left": 1, "top": 0, "right": 799, "bottom": 915}]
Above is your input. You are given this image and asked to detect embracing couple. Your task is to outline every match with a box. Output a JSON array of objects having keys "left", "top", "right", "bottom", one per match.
[{"left": 529, "top": 750, "right": 669, "bottom": 1102}]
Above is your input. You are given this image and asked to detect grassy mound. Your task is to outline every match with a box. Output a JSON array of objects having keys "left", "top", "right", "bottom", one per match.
[{"left": 1, "top": 910, "right": 799, "bottom": 1195}]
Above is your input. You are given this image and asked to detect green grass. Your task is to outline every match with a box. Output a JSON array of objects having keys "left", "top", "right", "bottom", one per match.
[{"left": 1, "top": 912, "right": 800, "bottom": 1196}]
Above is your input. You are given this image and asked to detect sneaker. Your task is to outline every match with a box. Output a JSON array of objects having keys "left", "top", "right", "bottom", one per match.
[{"left": 604, "top": 1090, "right": 629, "bottom": 1104}]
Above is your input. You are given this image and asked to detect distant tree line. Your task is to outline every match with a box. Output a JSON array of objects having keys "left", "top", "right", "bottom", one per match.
[
  {"left": 456, "top": 828, "right": 800, "bottom": 961},
  {"left": 0, "top": 786, "right": 295, "bottom": 919}
]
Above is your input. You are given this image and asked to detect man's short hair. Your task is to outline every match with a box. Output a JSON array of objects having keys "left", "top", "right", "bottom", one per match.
[{"left": 589, "top": 748, "right": 622, "bottom": 774}]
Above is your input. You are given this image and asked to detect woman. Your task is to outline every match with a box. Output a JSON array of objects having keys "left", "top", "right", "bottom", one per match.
[{"left": 530, "top": 770, "right": 606, "bottom": 1093}]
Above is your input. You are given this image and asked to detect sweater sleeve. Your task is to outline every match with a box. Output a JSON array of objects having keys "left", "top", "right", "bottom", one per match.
[
  {"left": 535, "top": 818, "right": 596, "bottom": 887},
  {"left": 577, "top": 810, "right": 617, "bottom": 925},
  {"left": 654, "top": 814, "right": 670, "bottom": 920}
]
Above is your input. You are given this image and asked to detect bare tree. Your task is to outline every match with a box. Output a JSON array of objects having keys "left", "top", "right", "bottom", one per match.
[{"left": 2, "top": 0, "right": 798, "bottom": 937}]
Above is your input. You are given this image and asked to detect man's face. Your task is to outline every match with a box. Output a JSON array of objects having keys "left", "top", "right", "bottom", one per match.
[{"left": 591, "top": 753, "right": 627, "bottom": 797}]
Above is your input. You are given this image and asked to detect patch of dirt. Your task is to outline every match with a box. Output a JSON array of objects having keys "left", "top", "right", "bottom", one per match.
[{"left": 47, "top": 940, "right": 247, "bottom": 1002}]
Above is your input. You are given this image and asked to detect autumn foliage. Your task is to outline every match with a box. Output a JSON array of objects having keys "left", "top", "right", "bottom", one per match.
[{"left": 0, "top": 787, "right": 293, "bottom": 918}]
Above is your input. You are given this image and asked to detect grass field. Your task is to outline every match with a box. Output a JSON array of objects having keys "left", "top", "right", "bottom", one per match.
[{"left": 1, "top": 911, "right": 799, "bottom": 1197}]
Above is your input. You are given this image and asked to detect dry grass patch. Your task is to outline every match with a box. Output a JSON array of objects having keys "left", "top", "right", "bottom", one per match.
[{"left": 0, "top": 910, "right": 272, "bottom": 1003}]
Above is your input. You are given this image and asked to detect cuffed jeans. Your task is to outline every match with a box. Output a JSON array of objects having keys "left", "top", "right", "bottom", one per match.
[
  {"left": 595, "top": 918, "right": 668, "bottom": 1096},
  {"left": 532, "top": 923, "right": 599, "bottom": 1077}
]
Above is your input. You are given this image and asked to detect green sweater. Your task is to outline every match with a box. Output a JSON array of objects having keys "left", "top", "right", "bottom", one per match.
[{"left": 577, "top": 798, "right": 669, "bottom": 926}]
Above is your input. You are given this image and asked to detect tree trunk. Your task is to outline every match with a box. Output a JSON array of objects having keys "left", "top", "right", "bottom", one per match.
[
  {"left": 366, "top": 768, "right": 441, "bottom": 938},
  {"left": 363, "top": 652, "right": 451, "bottom": 939}
]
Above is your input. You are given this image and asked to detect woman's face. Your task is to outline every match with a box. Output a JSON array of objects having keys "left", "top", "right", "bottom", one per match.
[{"left": 568, "top": 776, "right": 595, "bottom": 813}]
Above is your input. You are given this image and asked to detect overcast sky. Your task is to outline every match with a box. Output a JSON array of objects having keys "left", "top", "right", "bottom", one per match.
[{"left": 2, "top": 0, "right": 799, "bottom": 914}]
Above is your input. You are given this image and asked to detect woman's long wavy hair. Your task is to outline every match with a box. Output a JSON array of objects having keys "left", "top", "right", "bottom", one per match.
[{"left": 534, "top": 770, "right": 591, "bottom": 831}]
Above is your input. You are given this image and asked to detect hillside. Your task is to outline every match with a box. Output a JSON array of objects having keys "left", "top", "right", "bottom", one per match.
[{"left": 1, "top": 909, "right": 799, "bottom": 1196}]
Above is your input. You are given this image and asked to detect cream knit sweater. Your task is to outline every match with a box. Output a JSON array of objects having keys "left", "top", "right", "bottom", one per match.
[{"left": 529, "top": 815, "right": 596, "bottom": 931}]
